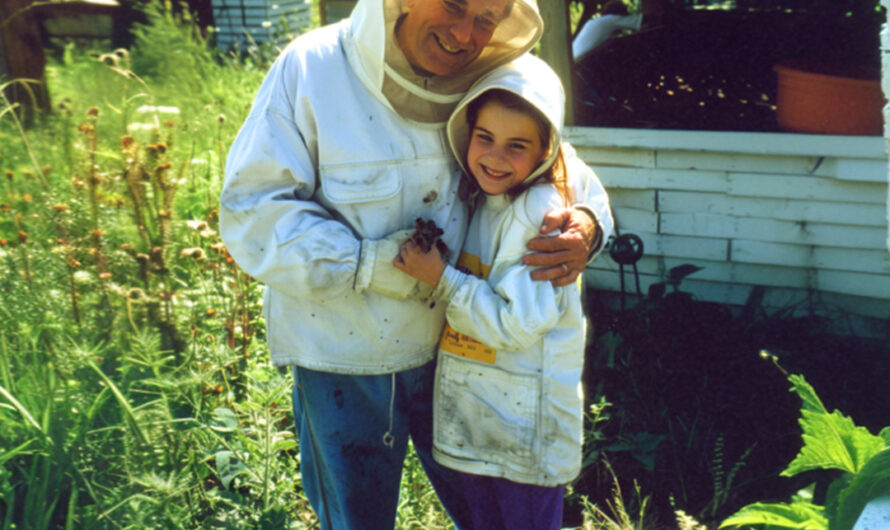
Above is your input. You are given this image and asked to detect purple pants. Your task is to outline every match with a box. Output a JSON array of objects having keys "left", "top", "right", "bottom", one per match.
[{"left": 457, "top": 471, "right": 565, "bottom": 530}]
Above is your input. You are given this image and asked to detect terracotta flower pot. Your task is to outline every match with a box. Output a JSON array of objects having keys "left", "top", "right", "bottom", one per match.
[{"left": 774, "top": 61, "right": 884, "bottom": 135}]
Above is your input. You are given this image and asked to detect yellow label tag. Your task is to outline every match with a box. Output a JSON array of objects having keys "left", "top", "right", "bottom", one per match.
[
  {"left": 438, "top": 250, "right": 496, "bottom": 363},
  {"left": 440, "top": 323, "right": 497, "bottom": 364}
]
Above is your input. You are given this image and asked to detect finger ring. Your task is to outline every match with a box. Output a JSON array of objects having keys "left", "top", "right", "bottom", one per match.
[{"left": 561, "top": 263, "right": 569, "bottom": 275}]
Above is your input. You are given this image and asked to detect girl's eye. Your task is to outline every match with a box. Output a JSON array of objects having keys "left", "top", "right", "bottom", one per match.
[
  {"left": 474, "top": 132, "right": 493, "bottom": 143},
  {"left": 508, "top": 143, "right": 526, "bottom": 151}
]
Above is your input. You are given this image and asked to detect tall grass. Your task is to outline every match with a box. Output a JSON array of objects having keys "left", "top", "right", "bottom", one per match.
[{"left": 0, "top": 2, "right": 454, "bottom": 528}]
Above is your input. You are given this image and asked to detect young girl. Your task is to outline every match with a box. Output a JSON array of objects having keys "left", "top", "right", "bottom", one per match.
[{"left": 394, "top": 57, "right": 598, "bottom": 530}]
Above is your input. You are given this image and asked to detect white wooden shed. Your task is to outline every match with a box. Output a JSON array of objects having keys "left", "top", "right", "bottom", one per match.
[
  {"left": 534, "top": 2, "right": 890, "bottom": 337},
  {"left": 211, "top": 0, "right": 312, "bottom": 51}
]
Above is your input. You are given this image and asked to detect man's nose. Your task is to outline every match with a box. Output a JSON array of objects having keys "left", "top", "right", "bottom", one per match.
[{"left": 450, "top": 16, "right": 473, "bottom": 44}]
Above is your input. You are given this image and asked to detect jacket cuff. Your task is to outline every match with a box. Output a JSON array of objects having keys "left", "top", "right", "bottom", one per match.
[
  {"left": 430, "top": 264, "right": 466, "bottom": 302},
  {"left": 574, "top": 205, "right": 606, "bottom": 262}
]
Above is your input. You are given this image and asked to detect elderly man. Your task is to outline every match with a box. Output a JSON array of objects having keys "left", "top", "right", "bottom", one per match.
[{"left": 219, "top": 0, "right": 613, "bottom": 528}]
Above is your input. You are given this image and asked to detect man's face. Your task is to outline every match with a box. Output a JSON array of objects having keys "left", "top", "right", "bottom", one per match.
[{"left": 398, "top": 0, "right": 510, "bottom": 77}]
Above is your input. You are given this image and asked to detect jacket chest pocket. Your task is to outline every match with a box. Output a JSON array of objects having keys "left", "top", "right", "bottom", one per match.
[
  {"left": 319, "top": 163, "right": 404, "bottom": 239},
  {"left": 434, "top": 354, "right": 540, "bottom": 466}
]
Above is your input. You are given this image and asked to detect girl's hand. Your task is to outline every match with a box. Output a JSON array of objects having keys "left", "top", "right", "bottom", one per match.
[{"left": 393, "top": 239, "right": 446, "bottom": 288}]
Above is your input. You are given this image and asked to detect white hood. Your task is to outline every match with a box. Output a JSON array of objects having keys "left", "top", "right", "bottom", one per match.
[
  {"left": 344, "top": 0, "right": 544, "bottom": 123},
  {"left": 446, "top": 54, "right": 565, "bottom": 188}
]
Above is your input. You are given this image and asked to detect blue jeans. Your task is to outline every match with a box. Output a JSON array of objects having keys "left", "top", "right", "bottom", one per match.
[{"left": 291, "top": 361, "right": 473, "bottom": 529}]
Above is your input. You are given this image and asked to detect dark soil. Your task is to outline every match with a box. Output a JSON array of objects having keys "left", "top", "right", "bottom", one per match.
[{"left": 564, "top": 286, "right": 890, "bottom": 527}]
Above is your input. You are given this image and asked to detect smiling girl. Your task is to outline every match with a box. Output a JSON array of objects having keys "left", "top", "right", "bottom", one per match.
[{"left": 393, "top": 56, "right": 599, "bottom": 529}]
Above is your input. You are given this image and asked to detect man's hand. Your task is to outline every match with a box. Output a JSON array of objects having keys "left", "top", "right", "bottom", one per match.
[
  {"left": 522, "top": 207, "right": 598, "bottom": 287},
  {"left": 394, "top": 239, "right": 446, "bottom": 288}
]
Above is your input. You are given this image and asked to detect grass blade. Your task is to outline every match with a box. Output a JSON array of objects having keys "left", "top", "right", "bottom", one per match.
[
  {"left": 87, "top": 361, "right": 148, "bottom": 446},
  {"left": 0, "top": 384, "right": 51, "bottom": 445}
]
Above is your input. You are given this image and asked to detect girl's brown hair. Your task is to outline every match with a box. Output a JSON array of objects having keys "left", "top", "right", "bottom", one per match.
[{"left": 463, "top": 89, "right": 572, "bottom": 205}]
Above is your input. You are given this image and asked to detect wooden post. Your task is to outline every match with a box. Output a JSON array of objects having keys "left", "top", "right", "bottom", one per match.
[
  {"left": 537, "top": 0, "right": 575, "bottom": 125},
  {"left": 0, "top": 0, "right": 50, "bottom": 119},
  {"left": 882, "top": 0, "right": 890, "bottom": 253}
]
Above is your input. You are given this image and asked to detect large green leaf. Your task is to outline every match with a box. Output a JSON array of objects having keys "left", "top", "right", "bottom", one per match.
[
  {"left": 781, "top": 375, "right": 885, "bottom": 476},
  {"left": 719, "top": 501, "right": 827, "bottom": 529},
  {"left": 831, "top": 448, "right": 890, "bottom": 530}
]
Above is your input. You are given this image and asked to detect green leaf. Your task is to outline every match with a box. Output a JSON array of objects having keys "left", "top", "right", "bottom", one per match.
[
  {"left": 787, "top": 375, "right": 828, "bottom": 415},
  {"left": 879, "top": 427, "right": 890, "bottom": 446},
  {"left": 210, "top": 407, "right": 239, "bottom": 432},
  {"left": 781, "top": 375, "right": 885, "bottom": 476},
  {"left": 832, "top": 448, "right": 890, "bottom": 530},
  {"left": 214, "top": 450, "right": 248, "bottom": 490},
  {"left": 719, "top": 501, "right": 827, "bottom": 529}
]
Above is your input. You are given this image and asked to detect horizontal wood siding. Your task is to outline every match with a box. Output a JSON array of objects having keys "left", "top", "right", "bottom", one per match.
[
  {"left": 212, "top": 0, "right": 311, "bottom": 50},
  {"left": 569, "top": 128, "right": 890, "bottom": 328}
]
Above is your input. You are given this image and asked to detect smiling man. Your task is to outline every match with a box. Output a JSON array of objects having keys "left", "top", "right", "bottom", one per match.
[{"left": 220, "top": 0, "right": 612, "bottom": 528}]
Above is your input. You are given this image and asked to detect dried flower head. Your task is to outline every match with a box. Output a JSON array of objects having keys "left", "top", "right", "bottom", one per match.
[
  {"left": 99, "top": 272, "right": 112, "bottom": 280},
  {"left": 121, "top": 136, "right": 135, "bottom": 148},
  {"left": 187, "top": 220, "right": 209, "bottom": 231},
  {"left": 87, "top": 107, "right": 99, "bottom": 116},
  {"left": 180, "top": 247, "right": 205, "bottom": 260},
  {"left": 4, "top": 171, "right": 12, "bottom": 180},
  {"left": 127, "top": 287, "right": 147, "bottom": 301},
  {"left": 147, "top": 142, "right": 168, "bottom": 154},
  {"left": 53, "top": 204, "right": 70, "bottom": 211}
]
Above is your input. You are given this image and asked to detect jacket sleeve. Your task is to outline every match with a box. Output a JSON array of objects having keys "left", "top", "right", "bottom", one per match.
[
  {"left": 564, "top": 142, "right": 614, "bottom": 261},
  {"left": 219, "top": 49, "right": 362, "bottom": 301},
  {"left": 432, "top": 191, "right": 572, "bottom": 351}
]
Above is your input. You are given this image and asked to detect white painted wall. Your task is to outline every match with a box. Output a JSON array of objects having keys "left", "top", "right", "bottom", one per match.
[
  {"left": 211, "top": 0, "right": 312, "bottom": 52},
  {"left": 569, "top": 127, "right": 890, "bottom": 335}
]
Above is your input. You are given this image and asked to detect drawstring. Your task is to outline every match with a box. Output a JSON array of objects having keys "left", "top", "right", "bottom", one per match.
[{"left": 382, "top": 373, "right": 396, "bottom": 448}]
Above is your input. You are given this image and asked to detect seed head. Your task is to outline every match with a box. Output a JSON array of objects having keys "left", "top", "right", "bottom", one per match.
[
  {"left": 121, "top": 136, "right": 135, "bottom": 148},
  {"left": 127, "top": 287, "right": 147, "bottom": 301},
  {"left": 180, "top": 247, "right": 205, "bottom": 260},
  {"left": 53, "top": 204, "right": 70, "bottom": 211},
  {"left": 87, "top": 107, "right": 99, "bottom": 116},
  {"left": 218, "top": 114, "right": 226, "bottom": 123},
  {"left": 99, "top": 272, "right": 112, "bottom": 280},
  {"left": 4, "top": 171, "right": 12, "bottom": 180},
  {"left": 18, "top": 230, "right": 28, "bottom": 243}
]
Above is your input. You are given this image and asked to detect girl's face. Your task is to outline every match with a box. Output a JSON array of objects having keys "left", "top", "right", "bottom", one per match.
[{"left": 466, "top": 100, "right": 546, "bottom": 196}]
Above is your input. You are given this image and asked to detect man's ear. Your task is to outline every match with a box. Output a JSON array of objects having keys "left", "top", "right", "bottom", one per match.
[{"left": 406, "top": 0, "right": 417, "bottom": 9}]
